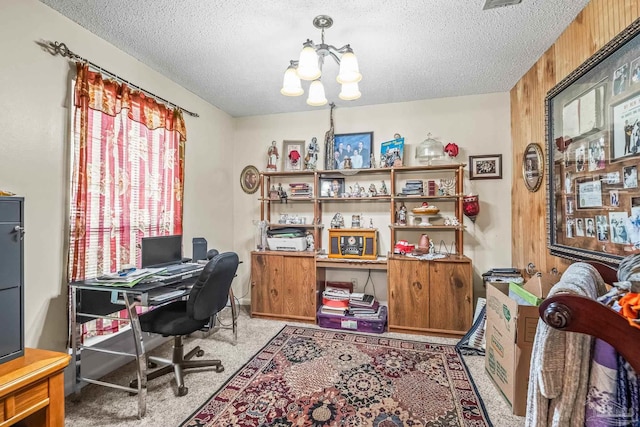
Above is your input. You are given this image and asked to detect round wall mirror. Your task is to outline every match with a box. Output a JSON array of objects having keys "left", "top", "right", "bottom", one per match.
[{"left": 523, "top": 143, "right": 544, "bottom": 192}]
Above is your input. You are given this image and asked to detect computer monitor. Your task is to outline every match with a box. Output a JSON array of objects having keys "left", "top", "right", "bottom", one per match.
[{"left": 141, "top": 235, "right": 182, "bottom": 268}]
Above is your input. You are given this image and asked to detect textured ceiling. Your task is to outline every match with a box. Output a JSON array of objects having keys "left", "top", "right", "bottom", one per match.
[{"left": 39, "top": 0, "right": 589, "bottom": 117}]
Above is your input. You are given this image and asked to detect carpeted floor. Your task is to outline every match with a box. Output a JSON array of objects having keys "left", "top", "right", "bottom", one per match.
[
  {"left": 65, "top": 306, "right": 526, "bottom": 426},
  {"left": 181, "top": 325, "right": 491, "bottom": 426}
]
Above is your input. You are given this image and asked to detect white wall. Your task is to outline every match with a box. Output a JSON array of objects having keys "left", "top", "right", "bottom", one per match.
[
  {"left": 234, "top": 94, "right": 513, "bottom": 303},
  {"left": 0, "top": 0, "right": 235, "bottom": 352},
  {"left": 0, "top": 0, "right": 513, "bottom": 352}
]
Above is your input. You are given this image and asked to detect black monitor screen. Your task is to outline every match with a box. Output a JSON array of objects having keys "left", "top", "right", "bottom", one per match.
[{"left": 141, "top": 235, "right": 182, "bottom": 268}]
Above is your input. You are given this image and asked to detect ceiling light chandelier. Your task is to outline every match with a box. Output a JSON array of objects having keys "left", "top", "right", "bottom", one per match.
[{"left": 281, "top": 15, "right": 362, "bottom": 106}]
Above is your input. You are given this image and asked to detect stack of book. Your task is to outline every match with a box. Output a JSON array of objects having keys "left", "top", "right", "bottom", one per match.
[
  {"left": 320, "top": 285, "right": 351, "bottom": 316},
  {"left": 400, "top": 180, "right": 424, "bottom": 196},
  {"left": 482, "top": 267, "right": 524, "bottom": 285},
  {"left": 348, "top": 293, "right": 381, "bottom": 318},
  {"left": 288, "top": 183, "right": 312, "bottom": 198}
]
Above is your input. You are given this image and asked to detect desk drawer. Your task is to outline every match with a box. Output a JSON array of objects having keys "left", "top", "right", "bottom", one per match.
[{"left": 0, "top": 379, "right": 49, "bottom": 424}]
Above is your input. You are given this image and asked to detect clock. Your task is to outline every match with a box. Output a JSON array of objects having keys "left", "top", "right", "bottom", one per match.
[{"left": 328, "top": 228, "right": 378, "bottom": 259}]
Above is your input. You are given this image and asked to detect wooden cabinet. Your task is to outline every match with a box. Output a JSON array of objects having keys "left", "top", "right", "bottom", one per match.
[
  {"left": 0, "top": 348, "right": 70, "bottom": 427},
  {"left": 388, "top": 255, "right": 472, "bottom": 335},
  {"left": 251, "top": 251, "right": 324, "bottom": 322},
  {"left": 252, "top": 164, "right": 472, "bottom": 335}
]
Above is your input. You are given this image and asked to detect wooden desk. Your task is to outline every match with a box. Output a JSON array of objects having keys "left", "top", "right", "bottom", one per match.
[{"left": 0, "top": 348, "right": 70, "bottom": 427}]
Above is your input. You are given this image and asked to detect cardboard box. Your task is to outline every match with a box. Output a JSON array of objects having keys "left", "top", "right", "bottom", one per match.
[{"left": 484, "top": 275, "right": 557, "bottom": 416}]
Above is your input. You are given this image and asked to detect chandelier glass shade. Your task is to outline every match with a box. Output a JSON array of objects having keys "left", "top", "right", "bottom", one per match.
[{"left": 281, "top": 15, "right": 362, "bottom": 106}]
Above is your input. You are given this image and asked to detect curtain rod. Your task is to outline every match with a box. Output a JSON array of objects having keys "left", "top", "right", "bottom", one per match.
[{"left": 46, "top": 41, "right": 199, "bottom": 118}]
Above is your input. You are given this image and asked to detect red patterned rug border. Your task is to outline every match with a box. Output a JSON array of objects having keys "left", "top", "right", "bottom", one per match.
[{"left": 180, "top": 325, "right": 493, "bottom": 426}]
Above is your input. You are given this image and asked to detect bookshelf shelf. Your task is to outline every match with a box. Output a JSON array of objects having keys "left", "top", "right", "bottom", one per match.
[{"left": 254, "top": 163, "right": 471, "bottom": 335}]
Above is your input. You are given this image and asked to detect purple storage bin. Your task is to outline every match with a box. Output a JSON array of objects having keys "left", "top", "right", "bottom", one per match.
[{"left": 317, "top": 306, "right": 387, "bottom": 334}]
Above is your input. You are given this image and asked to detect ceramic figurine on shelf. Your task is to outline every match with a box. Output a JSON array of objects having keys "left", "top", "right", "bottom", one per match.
[
  {"left": 369, "top": 183, "right": 377, "bottom": 197},
  {"left": 368, "top": 218, "right": 374, "bottom": 229},
  {"left": 267, "top": 140, "right": 279, "bottom": 171},
  {"left": 304, "top": 137, "right": 319, "bottom": 170},
  {"left": 396, "top": 202, "right": 407, "bottom": 225},
  {"left": 380, "top": 181, "right": 389, "bottom": 196},
  {"left": 370, "top": 153, "right": 376, "bottom": 169},
  {"left": 305, "top": 232, "right": 315, "bottom": 251},
  {"left": 331, "top": 212, "right": 345, "bottom": 228}
]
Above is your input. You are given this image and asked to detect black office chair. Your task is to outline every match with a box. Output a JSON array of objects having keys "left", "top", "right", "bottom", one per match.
[{"left": 131, "top": 251, "right": 239, "bottom": 396}]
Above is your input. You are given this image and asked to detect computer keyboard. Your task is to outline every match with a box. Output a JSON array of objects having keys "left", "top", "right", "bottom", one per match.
[
  {"left": 148, "top": 289, "right": 187, "bottom": 303},
  {"left": 160, "top": 263, "right": 201, "bottom": 275}
]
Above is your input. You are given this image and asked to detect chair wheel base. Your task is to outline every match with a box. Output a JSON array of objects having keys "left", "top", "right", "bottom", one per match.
[
  {"left": 177, "top": 385, "right": 188, "bottom": 396},
  {"left": 196, "top": 349, "right": 205, "bottom": 357},
  {"left": 215, "top": 365, "right": 224, "bottom": 373}
]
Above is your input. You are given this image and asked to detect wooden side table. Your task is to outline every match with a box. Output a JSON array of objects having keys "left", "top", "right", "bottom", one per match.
[{"left": 0, "top": 348, "right": 70, "bottom": 427}]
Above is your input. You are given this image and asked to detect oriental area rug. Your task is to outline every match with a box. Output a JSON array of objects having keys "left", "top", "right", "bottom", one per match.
[{"left": 180, "top": 326, "right": 491, "bottom": 427}]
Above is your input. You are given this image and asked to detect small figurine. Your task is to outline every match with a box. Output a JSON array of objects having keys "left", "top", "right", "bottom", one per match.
[
  {"left": 396, "top": 202, "right": 407, "bottom": 225},
  {"left": 370, "top": 153, "right": 376, "bottom": 169},
  {"left": 368, "top": 218, "right": 374, "bottom": 229},
  {"left": 305, "top": 232, "right": 315, "bottom": 251},
  {"left": 380, "top": 181, "right": 389, "bottom": 196},
  {"left": 331, "top": 212, "right": 345, "bottom": 228},
  {"left": 369, "top": 183, "right": 377, "bottom": 197},
  {"left": 304, "top": 137, "right": 319, "bottom": 170},
  {"left": 267, "top": 141, "right": 279, "bottom": 171}
]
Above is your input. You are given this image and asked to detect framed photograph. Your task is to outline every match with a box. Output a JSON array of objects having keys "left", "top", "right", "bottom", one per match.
[
  {"left": 380, "top": 137, "right": 405, "bottom": 168},
  {"left": 546, "top": 19, "right": 640, "bottom": 264},
  {"left": 469, "top": 154, "right": 503, "bottom": 180},
  {"left": 319, "top": 177, "right": 345, "bottom": 197},
  {"left": 523, "top": 143, "right": 544, "bottom": 192},
  {"left": 332, "top": 132, "right": 373, "bottom": 170},
  {"left": 610, "top": 93, "right": 640, "bottom": 160},
  {"left": 239, "top": 165, "right": 259, "bottom": 194},
  {"left": 283, "top": 140, "right": 304, "bottom": 171}
]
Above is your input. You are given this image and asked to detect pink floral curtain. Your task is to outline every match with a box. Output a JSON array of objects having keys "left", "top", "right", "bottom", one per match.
[{"left": 69, "top": 63, "right": 187, "bottom": 341}]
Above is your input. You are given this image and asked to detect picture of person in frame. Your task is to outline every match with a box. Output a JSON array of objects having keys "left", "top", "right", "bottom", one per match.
[
  {"left": 613, "top": 63, "right": 629, "bottom": 96},
  {"left": 576, "top": 218, "right": 585, "bottom": 237},
  {"left": 596, "top": 215, "right": 609, "bottom": 241},
  {"left": 610, "top": 190, "right": 620, "bottom": 207},
  {"left": 586, "top": 218, "right": 596, "bottom": 237},
  {"left": 624, "top": 165, "right": 638, "bottom": 189}
]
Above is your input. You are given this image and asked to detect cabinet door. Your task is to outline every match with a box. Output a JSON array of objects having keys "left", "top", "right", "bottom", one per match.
[
  {"left": 251, "top": 253, "right": 284, "bottom": 315},
  {"left": 282, "top": 256, "right": 316, "bottom": 319},
  {"left": 429, "top": 260, "right": 472, "bottom": 332},
  {"left": 388, "top": 258, "right": 429, "bottom": 330}
]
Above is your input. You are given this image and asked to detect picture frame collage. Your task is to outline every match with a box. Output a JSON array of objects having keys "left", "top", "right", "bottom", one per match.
[{"left": 547, "top": 19, "right": 640, "bottom": 264}]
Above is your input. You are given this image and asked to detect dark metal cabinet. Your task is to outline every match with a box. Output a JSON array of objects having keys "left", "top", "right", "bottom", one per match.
[{"left": 0, "top": 196, "right": 24, "bottom": 364}]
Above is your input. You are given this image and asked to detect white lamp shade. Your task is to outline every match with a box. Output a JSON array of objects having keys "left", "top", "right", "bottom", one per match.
[
  {"left": 337, "top": 51, "right": 362, "bottom": 84},
  {"left": 306, "top": 80, "right": 328, "bottom": 106},
  {"left": 339, "top": 81, "right": 361, "bottom": 101},
  {"left": 297, "top": 46, "right": 321, "bottom": 81},
  {"left": 280, "top": 66, "right": 304, "bottom": 96}
]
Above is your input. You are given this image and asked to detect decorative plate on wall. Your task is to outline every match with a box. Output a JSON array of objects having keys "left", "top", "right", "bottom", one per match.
[
  {"left": 240, "top": 165, "right": 260, "bottom": 194},
  {"left": 523, "top": 143, "right": 543, "bottom": 192}
]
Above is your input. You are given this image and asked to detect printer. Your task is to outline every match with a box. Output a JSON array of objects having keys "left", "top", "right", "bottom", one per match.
[{"left": 266, "top": 227, "right": 307, "bottom": 251}]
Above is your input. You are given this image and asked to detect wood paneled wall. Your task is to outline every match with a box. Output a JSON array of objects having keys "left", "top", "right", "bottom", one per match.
[{"left": 511, "top": 0, "right": 640, "bottom": 274}]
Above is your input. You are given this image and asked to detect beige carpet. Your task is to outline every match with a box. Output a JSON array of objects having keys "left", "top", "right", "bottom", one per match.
[{"left": 64, "top": 306, "right": 526, "bottom": 426}]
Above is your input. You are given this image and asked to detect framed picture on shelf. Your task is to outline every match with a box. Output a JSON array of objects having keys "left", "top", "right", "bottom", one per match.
[
  {"left": 380, "top": 137, "right": 405, "bottom": 167},
  {"left": 468, "top": 154, "right": 502, "bottom": 180},
  {"left": 319, "top": 177, "right": 345, "bottom": 197},
  {"left": 332, "top": 132, "right": 373, "bottom": 170},
  {"left": 283, "top": 140, "right": 305, "bottom": 171}
]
